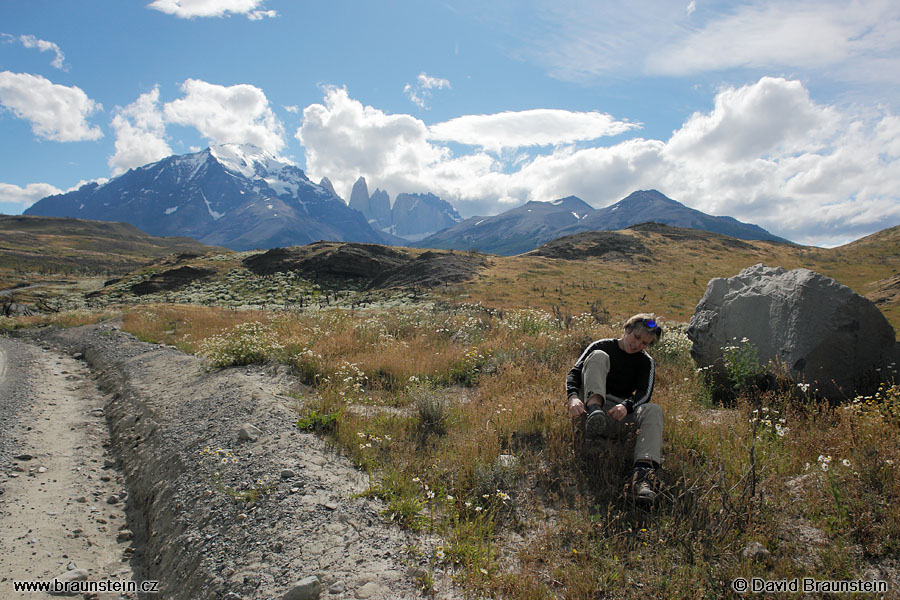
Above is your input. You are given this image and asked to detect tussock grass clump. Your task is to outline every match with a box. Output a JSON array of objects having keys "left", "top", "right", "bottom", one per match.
[{"left": 115, "top": 302, "right": 900, "bottom": 599}]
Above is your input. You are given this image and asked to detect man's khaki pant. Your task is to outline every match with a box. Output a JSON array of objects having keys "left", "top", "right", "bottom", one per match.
[{"left": 580, "top": 350, "right": 663, "bottom": 466}]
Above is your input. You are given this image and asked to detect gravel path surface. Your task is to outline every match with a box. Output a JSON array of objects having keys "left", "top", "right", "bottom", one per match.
[
  {"left": 0, "top": 336, "right": 135, "bottom": 598},
  {"left": 0, "top": 337, "right": 38, "bottom": 469},
  {"left": 1, "top": 326, "right": 462, "bottom": 600}
]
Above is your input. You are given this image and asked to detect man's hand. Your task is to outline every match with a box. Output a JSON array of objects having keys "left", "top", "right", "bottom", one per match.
[
  {"left": 567, "top": 395, "right": 586, "bottom": 417},
  {"left": 607, "top": 403, "right": 627, "bottom": 421}
]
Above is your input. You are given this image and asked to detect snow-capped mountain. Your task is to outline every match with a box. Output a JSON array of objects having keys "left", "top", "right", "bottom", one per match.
[
  {"left": 391, "top": 192, "right": 462, "bottom": 242},
  {"left": 347, "top": 177, "right": 462, "bottom": 242},
  {"left": 25, "top": 144, "right": 397, "bottom": 251}
]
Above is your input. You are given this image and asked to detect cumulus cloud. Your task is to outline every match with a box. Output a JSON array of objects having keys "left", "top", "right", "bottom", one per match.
[
  {"left": 665, "top": 77, "right": 839, "bottom": 162},
  {"left": 147, "top": 0, "right": 276, "bottom": 19},
  {"left": 0, "top": 182, "right": 64, "bottom": 209},
  {"left": 105, "top": 79, "right": 287, "bottom": 173},
  {"left": 298, "top": 86, "right": 450, "bottom": 200},
  {"left": 429, "top": 109, "right": 640, "bottom": 152},
  {"left": 2, "top": 34, "right": 67, "bottom": 69},
  {"left": 108, "top": 86, "right": 172, "bottom": 175},
  {"left": 297, "top": 78, "right": 900, "bottom": 247},
  {"left": 657, "top": 78, "right": 900, "bottom": 245},
  {"left": 163, "top": 79, "right": 286, "bottom": 154},
  {"left": 0, "top": 71, "right": 102, "bottom": 142},
  {"left": 403, "top": 73, "right": 451, "bottom": 109}
]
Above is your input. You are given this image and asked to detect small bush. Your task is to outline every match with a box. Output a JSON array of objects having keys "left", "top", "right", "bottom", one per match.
[
  {"left": 199, "top": 321, "right": 283, "bottom": 367},
  {"left": 296, "top": 409, "right": 341, "bottom": 434},
  {"left": 412, "top": 383, "right": 450, "bottom": 441}
]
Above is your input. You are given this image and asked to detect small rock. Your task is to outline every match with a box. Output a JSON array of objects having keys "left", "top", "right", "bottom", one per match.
[
  {"left": 14, "top": 454, "right": 34, "bottom": 461},
  {"left": 50, "top": 568, "right": 88, "bottom": 595},
  {"left": 328, "top": 582, "right": 345, "bottom": 594},
  {"left": 37, "top": 466, "right": 47, "bottom": 474},
  {"left": 106, "top": 495, "right": 120, "bottom": 505},
  {"left": 73, "top": 352, "right": 83, "bottom": 359},
  {"left": 75, "top": 496, "right": 88, "bottom": 503},
  {"left": 116, "top": 529, "right": 134, "bottom": 543},
  {"left": 283, "top": 575, "right": 322, "bottom": 600},
  {"left": 354, "top": 581, "right": 384, "bottom": 599},
  {"left": 281, "top": 469, "right": 296, "bottom": 479},
  {"left": 238, "top": 424, "right": 262, "bottom": 442},
  {"left": 742, "top": 541, "right": 771, "bottom": 560}
]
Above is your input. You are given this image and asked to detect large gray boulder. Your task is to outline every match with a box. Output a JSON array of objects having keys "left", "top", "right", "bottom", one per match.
[{"left": 688, "top": 263, "right": 899, "bottom": 400}]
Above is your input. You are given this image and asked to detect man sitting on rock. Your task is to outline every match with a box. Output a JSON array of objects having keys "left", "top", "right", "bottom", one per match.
[{"left": 565, "top": 313, "right": 664, "bottom": 503}]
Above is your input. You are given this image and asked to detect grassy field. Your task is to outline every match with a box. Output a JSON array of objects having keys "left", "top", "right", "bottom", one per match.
[
  {"left": 429, "top": 224, "right": 900, "bottom": 334},
  {"left": 2, "top": 220, "right": 899, "bottom": 597},
  {"left": 7, "top": 301, "right": 898, "bottom": 598}
]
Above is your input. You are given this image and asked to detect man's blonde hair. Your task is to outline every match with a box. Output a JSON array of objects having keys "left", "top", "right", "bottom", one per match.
[{"left": 624, "top": 313, "right": 663, "bottom": 345}]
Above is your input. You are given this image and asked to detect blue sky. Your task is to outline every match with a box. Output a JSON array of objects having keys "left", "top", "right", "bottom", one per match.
[{"left": 1, "top": 0, "right": 899, "bottom": 246}]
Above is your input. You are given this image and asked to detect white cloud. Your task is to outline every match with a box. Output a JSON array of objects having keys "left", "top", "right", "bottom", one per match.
[
  {"left": 403, "top": 72, "right": 451, "bottom": 109},
  {"left": 108, "top": 86, "right": 172, "bottom": 175},
  {"left": 665, "top": 77, "right": 838, "bottom": 162},
  {"left": 0, "top": 71, "right": 102, "bottom": 142},
  {"left": 646, "top": 0, "right": 900, "bottom": 78},
  {"left": 298, "top": 86, "right": 449, "bottom": 200},
  {"left": 163, "top": 79, "right": 286, "bottom": 154},
  {"left": 657, "top": 78, "right": 900, "bottom": 245},
  {"left": 147, "top": 0, "right": 275, "bottom": 19},
  {"left": 0, "top": 182, "right": 64, "bottom": 209},
  {"left": 296, "top": 79, "right": 900, "bottom": 247},
  {"left": 247, "top": 9, "right": 277, "bottom": 20},
  {"left": 429, "top": 109, "right": 640, "bottom": 152},
  {"left": 2, "top": 34, "right": 67, "bottom": 69},
  {"left": 490, "top": 0, "right": 900, "bottom": 97}
]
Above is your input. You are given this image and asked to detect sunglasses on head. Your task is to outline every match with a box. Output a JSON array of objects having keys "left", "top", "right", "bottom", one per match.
[{"left": 642, "top": 318, "right": 660, "bottom": 331}]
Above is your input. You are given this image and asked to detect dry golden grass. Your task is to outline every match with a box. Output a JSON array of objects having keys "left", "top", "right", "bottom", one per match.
[
  {"left": 110, "top": 302, "right": 900, "bottom": 599},
  {"left": 5, "top": 221, "right": 899, "bottom": 598},
  {"left": 433, "top": 225, "right": 900, "bottom": 334}
]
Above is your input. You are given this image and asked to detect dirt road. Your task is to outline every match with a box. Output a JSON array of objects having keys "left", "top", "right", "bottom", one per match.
[
  {"left": 0, "top": 327, "right": 459, "bottom": 600},
  {"left": 0, "top": 337, "right": 135, "bottom": 598}
]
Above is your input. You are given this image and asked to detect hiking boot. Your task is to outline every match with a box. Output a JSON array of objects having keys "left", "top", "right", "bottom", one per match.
[
  {"left": 584, "top": 404, "right": 610, "bottom": 440},
  {"left": 627, "top": 465, "right": 659, "bottom": 504}
]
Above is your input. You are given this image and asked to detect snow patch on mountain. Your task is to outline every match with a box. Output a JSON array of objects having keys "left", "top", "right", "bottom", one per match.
[{"left": 209, "top": 144, "right": 295, "bottom": 179}]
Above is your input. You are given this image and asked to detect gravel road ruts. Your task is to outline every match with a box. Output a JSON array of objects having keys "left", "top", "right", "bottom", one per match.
[{"left": 1, "top": 325, "right": 461, "bottom": 600}]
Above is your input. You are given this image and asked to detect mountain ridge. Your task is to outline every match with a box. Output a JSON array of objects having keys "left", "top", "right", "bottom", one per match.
[
  {"left": 24, "top": 145, "right": 396, "bottom": 251},
  {"left": 416, "top": 190, "right": 789, "bottom": 255}
]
